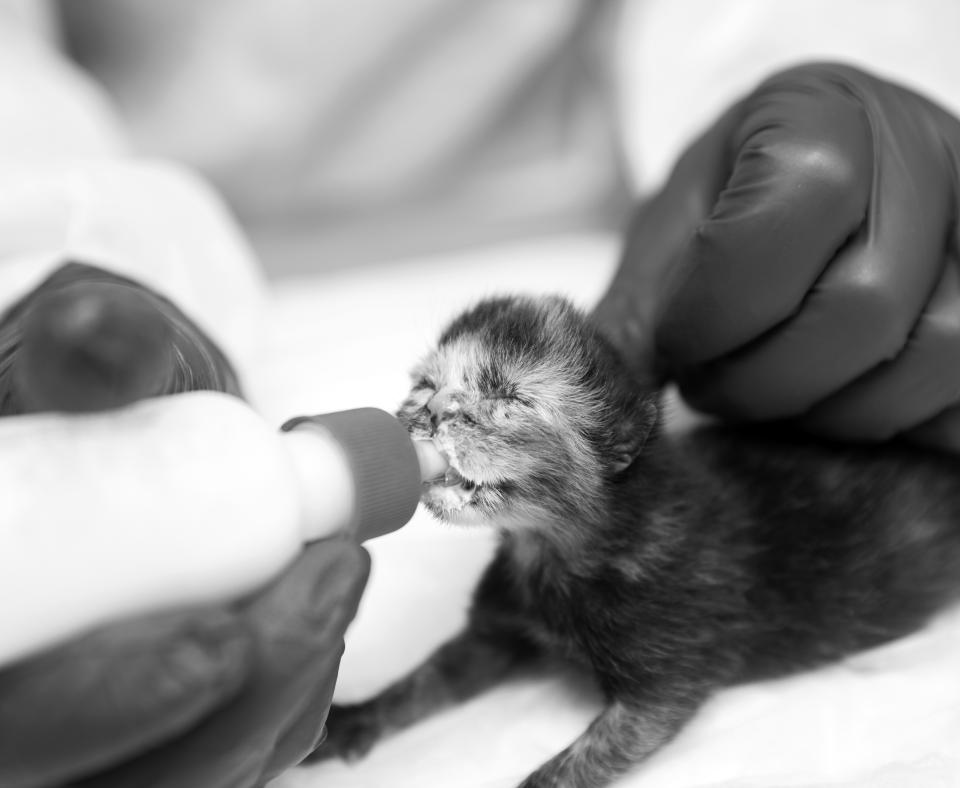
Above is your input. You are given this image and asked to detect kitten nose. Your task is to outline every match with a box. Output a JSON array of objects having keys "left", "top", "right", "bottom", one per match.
[{"left": 428, "top": 394, "right": 460, "bottom": 428}]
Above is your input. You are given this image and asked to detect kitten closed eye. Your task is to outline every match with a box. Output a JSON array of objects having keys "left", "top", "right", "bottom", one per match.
[{"left": 412, "top": 376, "right": 435, "bottom": 391}]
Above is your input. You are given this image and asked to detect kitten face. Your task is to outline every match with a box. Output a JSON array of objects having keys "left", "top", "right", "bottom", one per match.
[{"left": 397, "top": 296, "right": 650, "bottom": 528}]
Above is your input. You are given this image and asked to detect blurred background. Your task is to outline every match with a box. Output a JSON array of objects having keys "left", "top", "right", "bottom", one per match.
[{"left": 6, "top": 0, "right": 960, "bottom": 279}]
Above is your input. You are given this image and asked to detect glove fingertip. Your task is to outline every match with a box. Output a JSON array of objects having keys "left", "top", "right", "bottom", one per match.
[{"left": 241, "top": 539, "right": 371, "bottom": 648}]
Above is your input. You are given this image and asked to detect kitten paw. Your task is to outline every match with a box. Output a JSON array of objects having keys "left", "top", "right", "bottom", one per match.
[{"left": 306, "top": 704, "right": 382, "bottom": 764}]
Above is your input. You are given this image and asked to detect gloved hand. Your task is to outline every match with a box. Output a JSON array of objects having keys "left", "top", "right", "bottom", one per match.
[
  {"left": 593, "top": 62, "right": 960, "bottom": 452},
  {"left": 0, "top": 260, "right": 241, "bottom": 415},
  {"left": 0, "top": 263, "right": 369, "bottom": 787},
  {"left": 0, "top": 538, "right": 369, "bottom": 788}
]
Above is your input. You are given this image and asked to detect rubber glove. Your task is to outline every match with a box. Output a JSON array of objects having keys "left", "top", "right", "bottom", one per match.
[
  {"left": 0, "top": 264, "right": 369, "bottom": 787},
  {"left": 0, "top": 538, "right": 369, "bottom": 788},
  {"left": 593, "top": 62, "right": 960, "bottom": 452},
  {"left": 0, "top": 260, "right": 240, "bottom": 415}
]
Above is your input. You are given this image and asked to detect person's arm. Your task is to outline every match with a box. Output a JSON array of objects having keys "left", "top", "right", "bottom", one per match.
[
  {"left": 595, "top": 61, "right": 960, "bottom": 452},
  {"left": 0, "top": 16, "right": 441, "bottom": 783},
  {"left": 0, "top": 391, "right": 445, "bottom": 787}
]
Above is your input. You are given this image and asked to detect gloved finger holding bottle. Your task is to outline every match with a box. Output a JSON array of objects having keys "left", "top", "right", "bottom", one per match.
[
  {"left": 66, "top": 536, "right": 371, "bottom": 788},
  {"left": 594, "top": 62, "right": 960, "bottom": 451},
  {"left": 0, "top": 393, "right": 446, "bottom": 788}
]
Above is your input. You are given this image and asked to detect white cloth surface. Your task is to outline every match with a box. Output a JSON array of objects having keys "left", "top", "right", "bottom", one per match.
[{"left": 258, "top": 235, "right": 960, "bottom": 788}]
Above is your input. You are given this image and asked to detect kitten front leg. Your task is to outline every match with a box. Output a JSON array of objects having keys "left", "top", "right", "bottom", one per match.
[
  {"left": 309, "top": 625, "right": 535, "bottom": 763},
  {"left": 517, "top": 696, "right": 698, "bottom": 788}
]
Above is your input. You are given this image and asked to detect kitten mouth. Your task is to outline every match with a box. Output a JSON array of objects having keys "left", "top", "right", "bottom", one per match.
[
  {"left": 415, "top": 436, "right": 491, "bottom": 516},
  {"left": 437, "top": 466, "right": 478, "bottom": 491},
  {"left": 422, "top": 463, "right": 484, "bottom": 515},
  {"left": 420, "top": 440, "right": 479, "bottom": 492},
  {"left": 424, "top": 465, "right": 480, "bottom": 496}
]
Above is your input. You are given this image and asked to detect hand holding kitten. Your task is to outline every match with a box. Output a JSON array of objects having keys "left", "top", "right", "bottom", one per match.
[{"left": 594, "top": 62, "right": 960, "bottom": 453}]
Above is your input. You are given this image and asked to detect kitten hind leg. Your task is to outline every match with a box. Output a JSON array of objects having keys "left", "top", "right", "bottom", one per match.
[
  {"left": 516, "top": 696, "right": 699, "bottom": 788},
  {"left": 308, "top": 625, "right": 535, "bottom": 764}
]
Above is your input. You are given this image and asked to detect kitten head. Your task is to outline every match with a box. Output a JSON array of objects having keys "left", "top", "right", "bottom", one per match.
[{"left": 397, "top": 296, "right": 658, "bottom": 528}]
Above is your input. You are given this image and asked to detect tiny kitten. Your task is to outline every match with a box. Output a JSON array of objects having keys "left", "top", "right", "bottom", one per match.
[{"left": 310, "top": 295, "right": 960, "bottom": 787}]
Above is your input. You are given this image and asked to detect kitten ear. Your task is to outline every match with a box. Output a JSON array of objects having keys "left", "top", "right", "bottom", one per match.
[{"left": 610, "top": 395, "right": 660, "bottom": 474}]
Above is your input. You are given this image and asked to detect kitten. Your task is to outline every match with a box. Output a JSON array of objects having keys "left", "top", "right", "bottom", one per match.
[{"left": 310, "top": 295, "right": 960, "bottom": 788}]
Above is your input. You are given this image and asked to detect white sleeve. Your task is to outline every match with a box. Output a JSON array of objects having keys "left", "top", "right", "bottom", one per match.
[
  {"left": 615, "top": 0, "right": 960, "bottom": 193},
  {"left": 0, "top": 163, "right": 267, "bottom": 382},
  {"left": 0, "top": 5, "right": 266, "bottom": 383}
]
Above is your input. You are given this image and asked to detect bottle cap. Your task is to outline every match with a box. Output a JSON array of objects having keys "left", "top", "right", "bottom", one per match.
[{"left": 282, "top": 409, "right": 422, "bottom": 541}]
